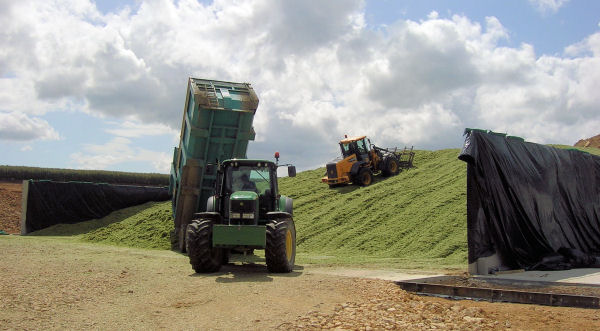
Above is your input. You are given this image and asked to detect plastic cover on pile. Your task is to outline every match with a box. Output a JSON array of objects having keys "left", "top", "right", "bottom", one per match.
[
  {"left": 22, "top": 180, "right": 170, "bottom": 234},
  {"left": 459, "top": 130, "right": 600, "bottom": 271}
]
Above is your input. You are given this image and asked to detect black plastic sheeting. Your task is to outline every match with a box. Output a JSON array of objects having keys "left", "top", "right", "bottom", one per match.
[
  {"left": 23, "top": 180, "right": 170, "bottom": 234},
  {"left": 459, "top": 130, "right": 600, "bottom": 271}
]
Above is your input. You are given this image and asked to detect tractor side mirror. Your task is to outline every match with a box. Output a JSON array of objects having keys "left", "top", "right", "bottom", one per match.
[{"left": 288, "top": 166, "right": 296, "bottom": 177}]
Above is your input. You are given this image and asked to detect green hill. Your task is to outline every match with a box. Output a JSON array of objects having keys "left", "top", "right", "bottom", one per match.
[{"left": 279, "top": 149, "right": 467, "bottom": 268}]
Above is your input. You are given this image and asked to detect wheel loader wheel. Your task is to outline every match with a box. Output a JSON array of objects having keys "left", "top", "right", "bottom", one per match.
[
  {"left": 382, "top": 157, "right": 400, "bottom": 177},
  {"left": 265, "top": 218, "right": 296, "bottom": 273},
  {"left": 356, "top": 168, "right": 373, "bottom": 186},
  {"left": 186, "top": 219, "right": 222, "bottom": 273}
]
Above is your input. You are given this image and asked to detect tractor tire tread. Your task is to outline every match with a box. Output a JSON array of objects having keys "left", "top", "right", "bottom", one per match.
[
  {"left": 265, "top": 218, "right": 296, "bottom": 273},
  {"left": 186, "top": 219, "right": 222, "bottom": 273}
]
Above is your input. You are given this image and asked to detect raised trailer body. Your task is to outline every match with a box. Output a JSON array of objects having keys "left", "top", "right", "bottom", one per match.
[{"left": 169, "top": 78, "right": 258, "bottom": 251}]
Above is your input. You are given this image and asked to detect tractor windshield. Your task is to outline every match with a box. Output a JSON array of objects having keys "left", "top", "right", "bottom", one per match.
[
  {"left": 226, "top": 166, "right": 271, "bottom": 195},
  {"left": 340, "top": 142, "right": 354, "bottom": 157},
  {"left": 340, "top": 139, "right": 369, "bottom": 160}
]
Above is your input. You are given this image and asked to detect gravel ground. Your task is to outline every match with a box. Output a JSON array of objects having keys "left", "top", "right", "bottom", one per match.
[
  {"left": 2, "top": 236, "right": 600, "bottom": 330},
  {"left": 0, "top": 181, "right": 21, "bottom": 234},
  {"left": 278, "top": 280, "right": 499, "bottom": 330}
]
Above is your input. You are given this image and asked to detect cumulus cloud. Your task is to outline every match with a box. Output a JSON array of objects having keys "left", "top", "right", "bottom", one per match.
[
  {"left": 528, "top": 0, "right": 570, "bottom": 13},
  {"left": 70, "top": 137, "right": 171, "bottom": 172},
  {"left": 1, "top": 0, "right": 599, "bottom": 170},
  {"left": 105, "top": 120, "right": 178, "bottom": 140},
  {"left": 0, "top": 112, "right": 60, "bottom": 141}
]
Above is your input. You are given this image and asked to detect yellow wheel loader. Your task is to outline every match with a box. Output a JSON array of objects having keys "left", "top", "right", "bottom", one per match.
[{"left": 321, "top": 135, "right": 414, "bottom": 187}]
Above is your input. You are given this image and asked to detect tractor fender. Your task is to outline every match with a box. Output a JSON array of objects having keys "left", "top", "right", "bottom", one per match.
[
  {"left": 192, "top": 212, "right": 223, "bottom": 224},
  {"left": 278, "top": 195, "right": 293, "bottom": 216},
  {"left": 206, "top": 195, "right": 217, "bottom": 212},
  {"left": 350, "top": 161, "right": 367, "bottom": 176},
  {"left": 266, "top": 211, "right": 293, "bottom": 220}
]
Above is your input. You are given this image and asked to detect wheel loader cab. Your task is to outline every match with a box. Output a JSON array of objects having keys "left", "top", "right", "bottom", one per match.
[{"left": 340, "top": 137, "right": 370, "bottom": 161}]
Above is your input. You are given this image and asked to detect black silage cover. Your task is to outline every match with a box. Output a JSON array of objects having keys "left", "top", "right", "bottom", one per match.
[
  {"left": 23, "top": 180, "right": 170, "bottom": 233},
  {"left": 459, "top": 131, "right": 600, "bottom": 270}
]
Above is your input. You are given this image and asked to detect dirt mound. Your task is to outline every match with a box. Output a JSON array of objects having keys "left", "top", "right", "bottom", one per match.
[
  {"left": 0, "top": 181, "right": 22, "bottom": 234},
  {"left": 574, "top": 134, "right": 600, "bottom": 148}
]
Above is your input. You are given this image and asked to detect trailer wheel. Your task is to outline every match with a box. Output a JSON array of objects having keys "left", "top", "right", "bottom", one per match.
[
  {"left": 265, "top": 218, "right": 296, "bottom": 273},
  {"left": 186, "top": 219, "right": 222, "bottom": 273},
  {"left": 382, "top": 157, "right": 400, "bottom": 177},
  {"left": 356, "top": 168, "right": 373, "bottom": 186}
]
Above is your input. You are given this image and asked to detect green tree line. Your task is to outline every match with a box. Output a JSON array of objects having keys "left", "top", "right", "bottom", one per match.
[{"left": 0, "top": 165, "right": 169, "bottom": 187}]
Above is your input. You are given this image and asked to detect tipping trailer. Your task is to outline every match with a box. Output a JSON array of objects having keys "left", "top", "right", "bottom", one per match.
[{"left": 169, "top": 78, "right": 259, "bottom": 252}]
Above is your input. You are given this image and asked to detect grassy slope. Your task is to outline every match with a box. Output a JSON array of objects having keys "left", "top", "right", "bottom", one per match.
[
  {"left": 30, "top": 201, "right": 174, "bottom": 250},
  {"left": 31, "top": 149, "right": 468, "bottom": 269},
  {"left": 279, "top": 149, "right": 468, "bottom": 268},
  {"left": 550, "top": 144, "right": 600, "bottom": 156}
]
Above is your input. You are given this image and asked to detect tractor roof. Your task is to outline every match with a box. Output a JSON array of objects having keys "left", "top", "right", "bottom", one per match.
[
  {"left": 222, "top": 158, "right": 275, "bottom": 167},
  {"left": 339, "top": 135, "right": 367, "bottom": 144}
]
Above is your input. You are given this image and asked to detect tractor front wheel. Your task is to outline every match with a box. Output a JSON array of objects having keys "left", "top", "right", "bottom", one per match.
[
  {"left": 265, "top": 218, "right": 296, "bottom": 273},
  {"left": 382, "top": 157, "right": 400, "bottom": 177},
  {"left": 186, "top": 219, "right": 222, "bottom": 273},
  {"left": 356, "top": 168, "right": 373, "bottom": 186}
]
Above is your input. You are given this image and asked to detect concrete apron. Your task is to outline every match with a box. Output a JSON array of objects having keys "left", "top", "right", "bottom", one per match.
[{"left": 477, "top": 268, "right": 600, "bottom": 286}]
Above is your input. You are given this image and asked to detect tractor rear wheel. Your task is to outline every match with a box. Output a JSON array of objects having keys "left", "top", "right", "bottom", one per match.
[
  {"left": 382, "top": 156, "right": 400, "bottom": 177},
  {"left": 186, "top": 219, "right": 222, "bottom": 273},
  {"left": 356, "top": 168, "right": 373, "bottom": 186},
  {"left": 265, "top": 218, "right": 296, "bottom": 273}
]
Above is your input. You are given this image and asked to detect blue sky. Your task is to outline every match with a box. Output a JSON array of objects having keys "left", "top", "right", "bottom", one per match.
[
  {"left": 365, "top": 0, "right": 600, "bottom": 56},
  {"left": 1, "top": 0, "right": 599, "bottom": 173}
]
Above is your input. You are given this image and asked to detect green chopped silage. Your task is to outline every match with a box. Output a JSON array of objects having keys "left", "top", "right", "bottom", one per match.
[
  {"left": 80, "top": 201, "right": 173, "bottom": 249},
  {"left": 29, "top": 201, "right": 173, "bottom": 250}
]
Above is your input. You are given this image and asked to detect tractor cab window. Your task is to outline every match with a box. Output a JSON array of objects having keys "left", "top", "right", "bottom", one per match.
[
  {"left": 355, "top": 138, "right": 369, "bottom": 161},
  {"left": 341, "top": 142, "right": 360, "bottom": 158},
  {"left": 226, "top": 166, "right": 271, "bottom": 195},
  {"left": 357, "top": 139, "right": 368, "bottom": 154},
  {"left": 340, "top": 142, "right": 352, "bottom": 157}
]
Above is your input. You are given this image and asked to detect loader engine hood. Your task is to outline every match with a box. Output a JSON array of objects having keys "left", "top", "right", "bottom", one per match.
[{"left": 229, "top": 191, "right": 259, "bottom": 225}]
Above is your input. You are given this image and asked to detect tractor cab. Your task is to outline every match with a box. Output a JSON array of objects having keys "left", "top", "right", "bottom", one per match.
[
  {"left": 216, "top": 160, "right": 280, "bottom": 225},
  {"left": 340, "top": 135, "right": 370, "bottom": 161}
]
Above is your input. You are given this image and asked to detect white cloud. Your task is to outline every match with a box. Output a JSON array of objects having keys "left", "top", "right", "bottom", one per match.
[
  {"left": 0, "top": 112, "right": 60, "bottom": 141},
  {"left": 20, "top": 145, "right": 33, "bottom": 152},
  {"left": 70, "top": 137, "right": 171, "bottom": 173},
  {"left": 528, "top": 0, "right": 570, "bottom": 13},
  {"left": 1, "top": 0, "right": 599, "bottom": 171},
  {"left": 105, "top": 120, "right": 178, "bottom": 140}
]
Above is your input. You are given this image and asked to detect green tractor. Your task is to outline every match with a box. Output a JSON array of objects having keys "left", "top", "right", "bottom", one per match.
[{"left": 185, "top": 156, "right": 297, "bottom": 273}]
